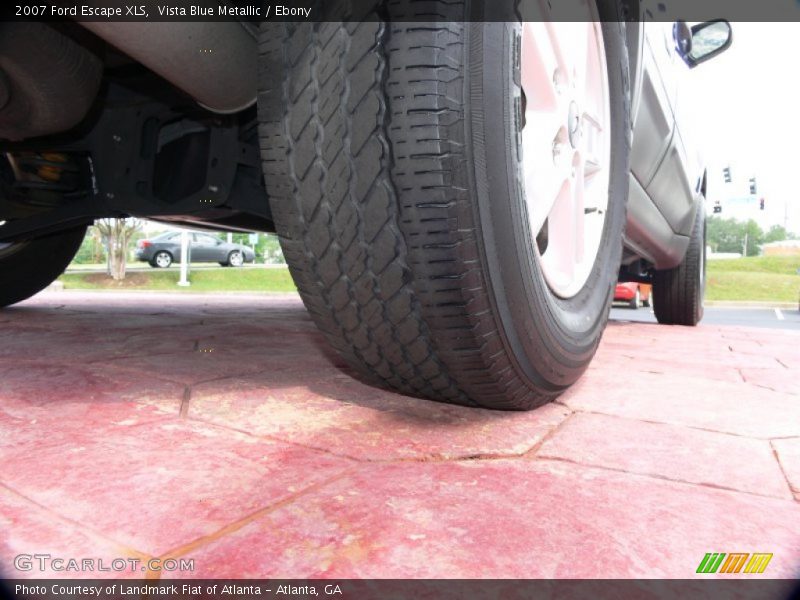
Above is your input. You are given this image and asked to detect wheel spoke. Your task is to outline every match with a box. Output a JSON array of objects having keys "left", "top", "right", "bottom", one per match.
[
  {"left": 573, "top": 155, "right": 585, "bottom": 265},
  {"left": 572, "top": 22, "right": 592, "bottom": 107},
  {"left": 580, "top": 22, "right": 607, "bottom": 149},
  {"left": 521, "top": 22, "right": 559, "bottom": 112},
  {"left": 581, "top": 110, "right": 604, "bottom": 179},
  {"left": 523, "top": 114, "right": 570, "bottom": 236},
  {"left": 541, "top": 179, "right": 576, "bottom": 288},
  {"left": 544, "top": 22, "right": 589, "bottom": 94}
]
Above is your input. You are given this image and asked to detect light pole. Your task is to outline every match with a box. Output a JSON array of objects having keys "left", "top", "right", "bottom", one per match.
[{"left": 178, "top": 230, "right": 191, "bottom": 286}]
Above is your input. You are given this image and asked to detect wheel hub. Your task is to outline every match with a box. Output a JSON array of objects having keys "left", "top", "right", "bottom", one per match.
[{"left": 567, "top": 101, "right": 580, "bottom": 149}]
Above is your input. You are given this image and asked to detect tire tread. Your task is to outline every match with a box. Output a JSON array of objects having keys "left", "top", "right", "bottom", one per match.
[
  {"left": 258, "top": 9, "right": 629, "bottom": 409},
  {"left": 653, "top": 203, "right": 705, "bottom": 326}
]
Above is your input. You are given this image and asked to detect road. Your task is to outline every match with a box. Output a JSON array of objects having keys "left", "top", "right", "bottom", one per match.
[{"left": 610, "top": 304, "right": 800, "bottom": 330}]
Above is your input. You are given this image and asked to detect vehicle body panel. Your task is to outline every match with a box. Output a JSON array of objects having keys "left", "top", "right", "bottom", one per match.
[{"left": 624, "top": 17, "right": 710, "bottom": 269}]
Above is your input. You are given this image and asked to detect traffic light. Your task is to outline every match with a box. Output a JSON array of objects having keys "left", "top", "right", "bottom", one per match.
[
  {"left": 749, "top": 177, "right": 757, "bottom": 195},
  {"left": 723, "top": 166, "right": 731, "bottom": 183},
  {"left": 759, "top": 198, "right": 765, "bottom": 210}
]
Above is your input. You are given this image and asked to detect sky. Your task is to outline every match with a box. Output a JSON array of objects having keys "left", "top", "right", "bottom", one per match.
[{"left": 684, "top": 22, "right": 800, "bottom": 234}]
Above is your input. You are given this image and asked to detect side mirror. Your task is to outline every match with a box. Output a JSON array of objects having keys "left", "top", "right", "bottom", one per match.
[{"left": 681, "top": 20, "right": 732, "bottom": 68}]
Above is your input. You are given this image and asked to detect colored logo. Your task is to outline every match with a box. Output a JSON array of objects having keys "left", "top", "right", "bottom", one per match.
[{"left": 696, "top": 553, "right": 773, "bottom": 574}]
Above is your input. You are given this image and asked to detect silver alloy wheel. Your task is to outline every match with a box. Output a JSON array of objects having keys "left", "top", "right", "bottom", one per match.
[
  {"left": 229, "top": 251, "right": 244, "bottom": 267},
  {"left": 520, "top": 16, "right": 612, "bottom": 298},
  {"left": 155, "top": 251, "right": 172, "bottom": 268}
]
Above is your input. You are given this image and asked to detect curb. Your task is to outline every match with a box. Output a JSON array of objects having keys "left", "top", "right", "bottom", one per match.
[
  {"left": 47, "top": 288, "right": 795, "bottom": 308},
  {"left": 48, "top": 288, "right": 299, "bottom": 298},
  {"left": 705, "top": 301, "right": 797, "bottom": 309}
]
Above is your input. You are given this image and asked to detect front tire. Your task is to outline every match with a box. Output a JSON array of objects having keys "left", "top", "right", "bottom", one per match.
[
  {"left": 227, "top": 250, "right": 244, "bottom": 268},
  {"left": 258, "top": 6, "right": 630, "bottom": 409},
  {"left": 0, "top": 227, "right": 86, "bottom": 308},
  {"left": 653, "top": 201, "right": 705, "bottom": 326}
]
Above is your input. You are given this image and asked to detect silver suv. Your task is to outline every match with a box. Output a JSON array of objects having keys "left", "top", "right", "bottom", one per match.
[{"left": 0, "top": 7, "right": 732, "bottom": 409}]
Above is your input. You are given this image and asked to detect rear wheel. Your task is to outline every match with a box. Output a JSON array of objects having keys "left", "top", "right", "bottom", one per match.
[
  {"left": 0, "top": 227, "right": 86, "bottom": 308},
  {"left": 258, "top": 4, "right": 630, "bottom": 409},
  {"left": 629, "top": 287, "right": 641, "bottom": 309},
  {"left": 653, "top": 202, "right": 705, "bottom": 326},
  {"left": 151, "top": 251, "right": 172, "bottom": 269}
]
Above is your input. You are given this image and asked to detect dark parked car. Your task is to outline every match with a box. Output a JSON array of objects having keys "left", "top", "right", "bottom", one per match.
[{"left": 134, "top": 231, "right": 255, "bottom": 268}]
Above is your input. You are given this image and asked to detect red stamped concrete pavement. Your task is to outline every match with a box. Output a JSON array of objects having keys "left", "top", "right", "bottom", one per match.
[{"left": 0, "top": 291, "right": 798, "bottom": 579}]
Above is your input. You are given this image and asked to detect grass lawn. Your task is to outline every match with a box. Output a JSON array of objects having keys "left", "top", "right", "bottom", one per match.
[
  {"left": 706, "top": 255, "right": 799, "bottom": 302},
  {"left": 59, "top": 266, "right": 297, "bottom": 293},
  {"left": 58, "top": 256, "right": 799, "bottom": 302}
]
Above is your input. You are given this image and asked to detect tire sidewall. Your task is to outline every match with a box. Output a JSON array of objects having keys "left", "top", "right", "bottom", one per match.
[
  {"left": 0, "top": 227, "right": 86, "bottom": 307},
  {"left": 467, "top": 13, "right": 629, "bottom": 389},
  {"left": 696, "top": 204, "right": 706, "bottom": 321}
]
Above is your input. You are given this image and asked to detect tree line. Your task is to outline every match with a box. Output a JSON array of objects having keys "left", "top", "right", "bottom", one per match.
[
  {"left": 71, "top": 219, "right": 286, "bottom": 277},
  {"left": 707, "top": 216, "right": 797, "bottom": 256}
]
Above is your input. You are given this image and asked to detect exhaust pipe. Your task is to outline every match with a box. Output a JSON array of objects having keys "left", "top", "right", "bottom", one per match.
[{"left": 80, "top": 21, "right": 257, "bottom": 114}]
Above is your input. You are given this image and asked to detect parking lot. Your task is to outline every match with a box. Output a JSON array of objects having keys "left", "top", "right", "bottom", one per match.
[
  {"left": 611, "top": 305, "right": 800, "bottom": 330},
  {"left": 1, "top": 291, "right": 798, "bottom": 579}
]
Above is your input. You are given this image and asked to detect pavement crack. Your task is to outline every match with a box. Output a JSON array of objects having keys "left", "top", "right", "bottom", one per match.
[
  {"left": 184, "top": 414, "right": 360, "bottom": 462},
  {"left": 769, "top": 440, "right": 799, "bottom": 501},
  {"left": 384, "top": 451, "right": 529, "bottom": 464},
  {"left": 0, "top": 482, "right": 154, "bottom": 562},
  {"left": 155, "top": 466, "right": 359, "bottom": 561},
  {"left": 564, "top": 409, "right": 780, "bottom": 441},
  {"left": 753, "top": 383, "right": 782, "bottom": 393},
  {"left": 179, "top": 386, "right": 192, "bottom": 418},
  {"left": 534, "top": 456, "right": 795, "bottom": 502},
  {"left": 524, "top": 410, "right": 576, "bottom": 458}
]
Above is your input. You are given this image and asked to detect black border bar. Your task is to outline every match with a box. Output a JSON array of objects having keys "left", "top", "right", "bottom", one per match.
[
  {"left": 3, "top": 579, "right": 800, "bottom": 600},
  {"left": 3, "top": 0, "right": 800, "bottom": 22}
]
